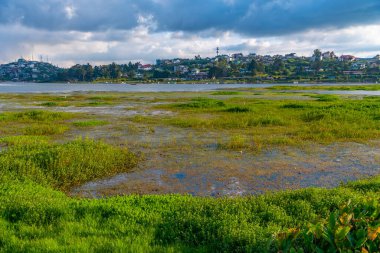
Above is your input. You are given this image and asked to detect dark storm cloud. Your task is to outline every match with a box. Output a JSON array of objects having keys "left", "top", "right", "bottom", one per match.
[{"left": 0, "top": 0, "right": 380, "bottom": 36}]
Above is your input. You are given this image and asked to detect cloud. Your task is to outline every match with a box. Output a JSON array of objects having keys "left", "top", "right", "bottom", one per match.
[
  {"left": 1, "top": 0, "right": 380, "bottom": 36},
  {"left": 0, "top": 0, "right": 380, "bottom": 66}
]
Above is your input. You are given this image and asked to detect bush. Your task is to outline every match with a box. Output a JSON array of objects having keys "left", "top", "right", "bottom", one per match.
[
  {"left": 0, "top": 138, "right": 139, "bottom": 190},
  {"left": 276, "top": 198, "right": 380, "bottom": 252}
]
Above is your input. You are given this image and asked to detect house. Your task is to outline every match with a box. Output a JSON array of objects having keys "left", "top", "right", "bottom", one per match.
[
  {"left": 138, "top": 64, "right": 153, "bottom": 71},
  {"left": 285, "top": 53, "right": 297, "bottom": 59},
  {"left": 322, "top": 51, "right": 337, "bottom": 60},
  {"left": 339, "top": 55, "right": 356, "bottom": 62},
  {"left": 173, "top": 65, "right": 189, "bottom": 74},
  {"left": 351, "top": 63, "right": 366, "bottom": 70},
  {"left": 343, "top": 70, "right": 363, "bottom": 75},
  {"left": 231, "top": 53, "right": 244, "bottom": 61}
]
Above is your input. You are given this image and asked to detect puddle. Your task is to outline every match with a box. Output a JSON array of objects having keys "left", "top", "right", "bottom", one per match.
[
  {"left": 52, "top": 106, "right": 174, "bottom": 117},
  {"left": 71, "top": 142, "right": 380, "bottom": 198}
]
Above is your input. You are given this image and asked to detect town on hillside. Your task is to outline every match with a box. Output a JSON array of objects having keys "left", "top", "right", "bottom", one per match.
[{"left": 1, "top": 50, "right": 380, "bottom": 83}]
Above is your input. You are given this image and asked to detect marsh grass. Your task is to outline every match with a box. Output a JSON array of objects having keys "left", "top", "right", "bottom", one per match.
[
  {"left": 0, "top": 138, "right": 138, "bottom": 190},
  {"left": 0, "top": 176, "right": 379, "bottom": 252},
  {"left": 161, "top": 96, "right": 380, "bottom": 147},
  {"left": 73, "top": 120, "right": 109, "bottom": 127},
  {"left": 311, "top": 94, "right": 340, "bottom": 102},
  {"left": 211, "top": 91, "right": 242, "bottom": 95},
  {"left": 0, "top": 92, "right": 379, "bottom": 252},
  {"left": 268, "top": 84, "right": 380, "bottom": 91},
  {"left": 79, "top": 101, "right": 114, "bottom": 107},
  {"left": 0, "top": 136, "right": 50, "bottom": 146},
  {"left": 23, "top": 124, "right": 69, "bottom": 136},
  {"left": 224, "top": 106, "right": 251, "bottom": 113},
  {"left": 39, "top": 102, "right": 59, "bottom": 107},
  {"left": 0, "top": 110, "right": 72, "bottom": 122},
  {"left": 218, "top": 134, "right": 250, "bottom": 150},
  {"left": 0, "top": 110, "right": 77, "bottom": 138},
  {"left": 174, "top": 98, "right": 226, "bottom": 109}
]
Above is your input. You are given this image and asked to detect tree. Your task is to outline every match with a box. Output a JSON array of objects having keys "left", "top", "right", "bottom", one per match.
[
  {"left": 109, "top": 62, "right": 121, "bottom": 79},
  {"left": 312, "top": 49, "right": 323, "bottom": 72},
  {"left": 248, "top": 59, "right": 265, "bottom": 76},
  {"left": 313, "top": 49, "right": 322, "bottom": 59},
  {"left": 272, "top": 58, "right": 284, "bottom": 72}
]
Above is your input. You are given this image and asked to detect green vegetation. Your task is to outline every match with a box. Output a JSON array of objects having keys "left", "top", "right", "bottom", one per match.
[
  {"left": 0, "top": 169, "right": 379, "bottom": 251},
  {"left": 0, "top": 91, "right": 379, "bottom": 252},
  {"left": 40, "top": 102, "right": 59, "bottom": 107},
  {"left": 154, "top": 95, "right": 380, "bottom": 149},
  {"left": 0, "top": 110, "right": 72, "bottom": 122},
  {"left": 277, "top": 198, "right": 380, "bottom": 252},
  {"left": 211, "top": 91, "right": 242, "bottom": 95},
  {"left": 73, "top": 120, "right": 109, "bottom": 127},
  {"left": 174, "top": 98, "right": 226, "bottom": 109},
  {"left": 268, "top": 84, "right": 380, "bottom": 91},
  {"left": 23, "top": 124, "right": 69, "bottom": 136},
  {"left": 0, "top": 138, "right": 138, "bottom": 191}
]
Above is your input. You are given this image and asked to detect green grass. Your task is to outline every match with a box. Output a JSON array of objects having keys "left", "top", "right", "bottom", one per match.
[
  {"left": 268, "top": 84, "right": 380, "bottom": 91},
  {"left": 0, "top": 174, "right": 379, "bottom": 252},
  {"left": 174, "top": 98, "right": 226, "bottom": 109},
  {"left": 0, "top": 110, "right": 72, "bottom": 122},
  {"left": 23, "top": 124, "right": 69, "bottom": 135},
  {"left": 224, "top": 106, "right": 252, "bottom": 113},
  {"left": 157, "top": 96, "right": 380, "bottom": 149},
  {"left": 0, "top": 136, "right": 50, "bottom": 146},
  {"left": 311, "top": 94, "right": 340, "bottom": 102},
  {"left": 73, "top": 120, "right": 109, "bottom": 127},
  {"left": 0, "top": 92, "right": 379, "bottom": 252},
  {"left": 0, "top": 137, "right": 138, "bottom": 191},
  {"left": 211, "top": 91, "right": 242, "bottom": 95},
  {"left": 0, "top": 110, "right": 75, "bottom": 137},
  {"left": 39, "top": 102, "right": 59, "bottom": 107}
]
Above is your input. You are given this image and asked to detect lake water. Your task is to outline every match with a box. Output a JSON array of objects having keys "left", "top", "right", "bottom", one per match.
[
  {"left": 0, "top": 82, "right": 379, "bottom": 95},
  {"left": 0, "top": 82, "right": 260, "bottom": 93}
]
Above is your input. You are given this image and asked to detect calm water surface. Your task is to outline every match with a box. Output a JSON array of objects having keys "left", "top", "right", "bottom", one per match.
[
  {"left": 0, "top": 82, "right": 379, "bottom": 95},
  {"left": 0, "top": 82, "right": 259, "bottom": 93}
]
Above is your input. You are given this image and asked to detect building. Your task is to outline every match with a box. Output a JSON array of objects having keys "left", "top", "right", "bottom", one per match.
[{"left": 339, "top": 55, "right": 356, "bottom": 62}]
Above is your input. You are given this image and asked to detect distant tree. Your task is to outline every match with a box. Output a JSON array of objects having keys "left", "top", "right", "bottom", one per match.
[
  {"left": 109, "top": 62, "right": 121, "bottom": 79},
  {"left": 208, "top": 66, "right": 224, "bottom": 78},
  {"left": 248, "top": 59, "right": 265, "bottom": 76},
  {"left": 153, "top": 70, "right": 170, "bottom": 79},
  {"left": 272, "top": 58, "right": 284, "bottom": 72},
  {"left": 313, "top": 49, "right": 322, "bottom": 59},
  {"left": 312, "top": 49, "right": 323, "bottom": 72},
  {"left": 83, "top": 63, "right": 93, "bottom": 81}
]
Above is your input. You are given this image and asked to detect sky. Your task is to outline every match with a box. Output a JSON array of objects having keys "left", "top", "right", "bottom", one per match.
[{"left": 0, "top": 0, "right": 380, "bottom": 67}]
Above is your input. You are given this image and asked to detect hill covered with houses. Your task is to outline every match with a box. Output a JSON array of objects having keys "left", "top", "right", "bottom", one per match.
[{"left": 1, "top": 50, "right": 380, "bottom": 83}]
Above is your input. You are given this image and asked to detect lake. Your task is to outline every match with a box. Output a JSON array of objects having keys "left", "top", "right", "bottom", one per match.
[
  {"left": 0, "top": 82, "right": 380, "bottom": 95},
  {"left": 0, "top": 82, "right": 260, "bottom": 93}
]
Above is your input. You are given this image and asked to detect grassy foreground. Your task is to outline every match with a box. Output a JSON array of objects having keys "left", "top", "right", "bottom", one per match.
[
  {"left": 0, "top": 136, "right": 379, "bottom": 252},
  {"left": 1, "top": 173, "right": 379, "bottom": 252},
  {"left": 0, "top": 91, "right": 379, "bottom": 252}
]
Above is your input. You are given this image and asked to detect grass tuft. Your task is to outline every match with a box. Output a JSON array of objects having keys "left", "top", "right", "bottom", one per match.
[{"left": 73, "top": 120, "right": 109, "bottom": 127}]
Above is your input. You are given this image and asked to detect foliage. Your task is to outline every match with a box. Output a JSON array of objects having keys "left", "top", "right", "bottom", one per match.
[
  {"left": 276, "top": 198, "right": 380, "bottom": 252},
  {"left": 175, "top": 98, "right": 226, "bottom": 109},
  {"left": 0, "top": 138, "right": 138, "bottom": 190},
  {"left": 0, "top": 176, "right": 378, "bottom": 252},
  {"left": 73, "top": 120, "right": 109, "bottom": 127}
]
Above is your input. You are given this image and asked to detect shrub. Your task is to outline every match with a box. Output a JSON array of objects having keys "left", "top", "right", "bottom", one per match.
[{"left": 276, "top": 198, "right": 380, "bottom": 252}]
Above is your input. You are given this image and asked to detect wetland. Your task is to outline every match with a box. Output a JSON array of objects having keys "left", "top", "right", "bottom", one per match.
[
  {"left": 0, "top": 87, "right": 379, "bottom": 197},
  {"left": 0, "top": 84, "right": 379, "bottom": 251}
]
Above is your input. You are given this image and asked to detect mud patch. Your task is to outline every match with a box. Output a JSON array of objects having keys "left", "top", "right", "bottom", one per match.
[{"left": 71, "top": 142, "right": 380, "bottom": 197}]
